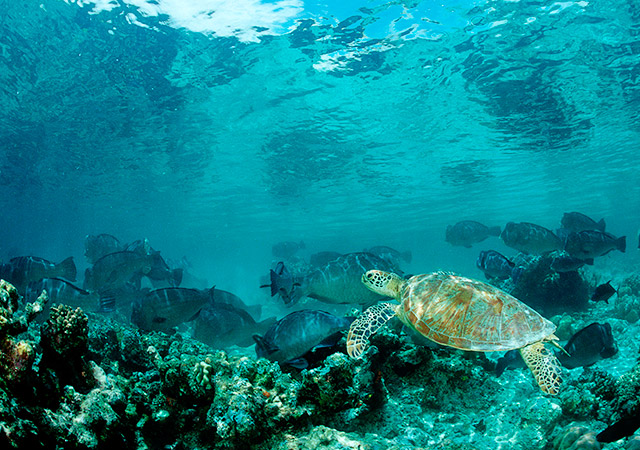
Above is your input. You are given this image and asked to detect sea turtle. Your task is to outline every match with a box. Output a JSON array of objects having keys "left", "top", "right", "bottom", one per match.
[{"left": 347, "top": 270, "right": 564, "bottom": 395}]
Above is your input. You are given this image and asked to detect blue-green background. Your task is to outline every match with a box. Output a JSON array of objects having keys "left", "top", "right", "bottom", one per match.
[{"left": 1, "top": 0, "right": 638, "bottom": 299}]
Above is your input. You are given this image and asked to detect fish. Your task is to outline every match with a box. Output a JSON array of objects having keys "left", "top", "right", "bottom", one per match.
[
  {"left": 84, "top": 250, "right": 156, "bottom": 293},
  {"left": 557, "top": 322, "right": 618, "bottom": 369},
  {"left": 84, "top": 234, "right": 126, "bottom": 264},
  {"left": 144, "top": 252, "right": 183, "bottom": 288},
  {"left": 500, "top": 222, "right": 563, "bottom": 254},
  {"left": 253, "top": 309, "right": 355, "bottom": 369},
  {"left": 564, "top": 230, "right": 626, "bottom": 259},
  {"left": 25, "top": 277, "right": 98, "bottom": 310},
  {"left": 131, "top": 286, "right": 213, "bottom": 332},
  {"left": 476, "top": 250, "right": 518, "bottom": 280},
  {"left": 495, "top": 350, "right": 525, "bottom": 376},
  {"left": 363, "top": 246, "right": 412, "bottom": 267},
  {"left": 597, "top": 410, "right": 640, "bottom": 443},
  {"left": 309, "top": 251, "right": 343, "bottom": 268},
  {"left": 288, "top": 252, "right": 398, "bottom": 305},
  {"left": 561, "top": 212, "right": 606, "bottom": 233},
  {"left": 212, "top": 288, "right": 262, "bottom": 320},
  {"left": 272, "top": 240, "right": 305, "bottom": 259},
  {"left": 445, "top": 220, "right": 501, "bottom": 248},
  {"left": 591, "top": 280, "right": 617, "bottom": 303},
  {"left": 193, "top": 302, "right": 276, "bottom": 348},
  {"left": 1, "top": 256, "right": 77, "bottom": 292},
  {"left": 550, "top": 252, "right": 594, "bottom": 272},
  {"left": 260, "top": 261, "right": 302, "bottom": 305}
]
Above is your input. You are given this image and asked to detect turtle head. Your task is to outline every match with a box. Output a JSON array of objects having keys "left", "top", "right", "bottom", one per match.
[{"left": 362, "top": 270, "right": 404, "bottom": 298}]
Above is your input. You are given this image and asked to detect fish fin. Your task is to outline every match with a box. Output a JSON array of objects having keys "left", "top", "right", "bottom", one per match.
[
  {"left": 488, "top": 226, "right": 501, "bottom": 236},
  {"left": 186, "top": 308, "right": 203, "bottom": 322},
  {"left": 597, "top": 218, "right": 606, "bottom": 231},
  {"left": 286, "top": 357, "right": 309, "bottom": 369},
  {"left": 170, "top": 268, "right": 183, "bottom": 287},
  {"left": 617, "top": 236, "right": 626, "bottom": 253},
  {"left": 57, "top": 256, "right": 77, "bottom": 282},
  {"left": 253, "top": 334, "right": 279, "bottom": 356}
]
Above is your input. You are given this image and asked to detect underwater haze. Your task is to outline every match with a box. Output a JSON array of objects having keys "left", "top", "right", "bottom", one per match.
[
  {"left": 2, "top": 0, "right": 640, "bottom": 448},
  {"left": 2, "top": 0, "right": 639, "bottom": 286}
]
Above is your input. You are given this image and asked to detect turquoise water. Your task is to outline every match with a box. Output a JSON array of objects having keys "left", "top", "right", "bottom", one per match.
[{"left": 2, "top": 0, "right": 639, "bottom": 286}]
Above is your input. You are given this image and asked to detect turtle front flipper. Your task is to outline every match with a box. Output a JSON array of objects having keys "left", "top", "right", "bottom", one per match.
[
  {"left": 347, "top": 302, "right": 397, "bottom": 357},
  {"left": 519, "top": 341, "right": 563, "bottom": 395}
]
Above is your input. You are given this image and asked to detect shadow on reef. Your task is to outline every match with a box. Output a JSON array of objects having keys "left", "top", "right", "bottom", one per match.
[
  {"left": 495, "top": 253, "right": 591, "bottom": 315},
  {"left": 2, "top": 278, "right": 640, "bottom": 449}
]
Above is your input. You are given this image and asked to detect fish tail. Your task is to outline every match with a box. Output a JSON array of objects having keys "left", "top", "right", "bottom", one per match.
[
  {"left": 616, "top": 236, "right": 626, "bottom": 253},
  {"left": 57, "top": 257, "right": 77, "bottom": 281},
  {"left": 488, "top": 226, "right": 501, "bottom": 236}
]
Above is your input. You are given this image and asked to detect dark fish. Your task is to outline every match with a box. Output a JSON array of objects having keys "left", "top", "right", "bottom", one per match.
[
  {"left": 445, "top": 221, "right": 501, "bottom": 248},
  {"left": 309, "top": 251, "right": 343, "bottom": 268},
  {"left": 476, "top": 250, "right": 516, "bottom": 280},
  {"left": 550, "top": 252, "right": 594, "bottom": 273},
  {"left": 297, "top": 252, "right": 398, "bottom": 305},
  {"left": 591, "top": 280, "right": 617, "bottom": 303},
  {"left": 597, "top": 410, "right": 640, "bottom": 443},
  {"left": 145, "top": 252, "right": 183, "bottom": 288},
  {"left": 131, "top": 286, "right": 213, "bottom": 332},
  {"left": 194, "top": 302, "right": 276, "bottom": 348},
  {"left": 557, "top": 322, "right": 618, "bottom": 369},
  {"left": 213, "top": 288, "right": 262, "bottom": 319},
  {"left": 564, "top": 230, "right": 626, "bottom": 259},
  {"left": 84, "top": 234, "right": 126, "bottom": 264},
  {"left": 84, "top": 251, "right": 155, "bottom": 292},
  {"left": 364, "top": 246, "right": 412, "bottom": 266},
  {"left": 500, "top": 222, "right": 563, "bottom": 254},
  {"left": 260, "top": 261, "right": 301, "bottom": 305},
  {"left": 554, "top": 228, "right": 572, "bottom": 245},
  {"left": 253, "top": 309, "right": 355, "bottom": 369},
  {"left": 561, "top": 212, "right": 606, "bottom": 233},
  {"left": 25, "top": 277, "right": 98, "bottom": 309},
  {"left": 495, "top": 350, "right": 525, "bottom": 376},
  {"left": 272, "top": 240, "right": 305, "bottom": 259},
  {"left": 3, "top": 256, "right": 77, "bottom": 291}
]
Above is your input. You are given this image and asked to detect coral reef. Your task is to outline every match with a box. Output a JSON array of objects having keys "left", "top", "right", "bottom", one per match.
[
  {"left": 1, "top": 274, "right": 639, "bottom": 450},
  {"left": 553, "top": 424, "right": 601, "bottom": 450},
  {"left": 0, "top": 280, "right": 40, "bottom": 386}
]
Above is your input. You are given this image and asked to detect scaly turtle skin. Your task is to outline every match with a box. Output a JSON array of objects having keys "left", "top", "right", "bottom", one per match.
[{"left": 347, "top": 270, "right": 564, "bottom": 395}]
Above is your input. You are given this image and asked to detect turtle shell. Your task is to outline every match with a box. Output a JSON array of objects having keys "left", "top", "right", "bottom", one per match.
[{"left": 397, "top": 272, "right": 555, "bottom": 352}]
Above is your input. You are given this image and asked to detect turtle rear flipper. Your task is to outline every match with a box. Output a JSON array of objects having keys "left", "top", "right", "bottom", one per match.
[
  {"left": 347, "top": 302, "right": 397, "bottom": 357},
  {"left": 519, "top": 342, "right": 563, "bottom": 395}
]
